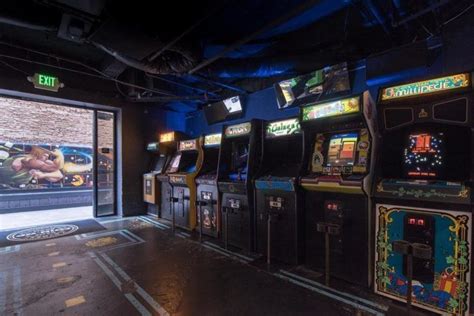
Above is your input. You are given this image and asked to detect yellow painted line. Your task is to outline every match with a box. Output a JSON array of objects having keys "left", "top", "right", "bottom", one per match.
[
  {"left": 65, "top": 295, "right": 86, "bottom": 308},
  {"left": 45, "top": 243, "right": 56, "bottom": 247},
  {"left": 57, "top": 276, "right": 75, "bottom": 284},
  {"left": 52, "top": 262, "right": 67, "bottom": 268},
  {"left": 85, "top": 237, "right": 118, "bottom": 248},
  {"left": 48, "top": 251, "right": 60, "bottom": 257}
]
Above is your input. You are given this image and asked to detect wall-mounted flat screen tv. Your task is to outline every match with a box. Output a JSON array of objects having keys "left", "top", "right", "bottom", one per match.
[
  {"left": 274, "top": 62, "right": 351, "bottom": 109},
  {"left": 204, "top": 95, "right": 243, "bottom": 124}
]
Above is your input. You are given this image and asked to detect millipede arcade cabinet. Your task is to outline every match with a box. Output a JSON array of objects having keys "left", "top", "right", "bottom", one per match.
[{"left": 374, "top": 73, "right": 474, "bottom": 315}]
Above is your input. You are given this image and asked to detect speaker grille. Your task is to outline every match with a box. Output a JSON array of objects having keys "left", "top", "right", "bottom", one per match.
[
  {"left": 433, "top": 98, "right": 468, "bottom": 123},
  {"left": 384, "top": 108, "right": 414, "bottom": 129}
]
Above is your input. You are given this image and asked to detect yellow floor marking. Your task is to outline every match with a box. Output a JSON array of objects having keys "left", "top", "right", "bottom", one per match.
[
  {"left": 52, "top": 262, "right": 67, "bottom": 268},
  {"left": 57, "top": 276, "right": 75, "bottom": 284},
  {"left": 85, "top": 237, "right": 118, "bottom": 248},
  {"left": 45, "top": 243, "right": 56, "bottom": 247},
  {"left": 48, "top": 251, "right": 60, "bottom": 256},
  {"left": 65, "top": 295, "right": 86, "bottom": 308}
]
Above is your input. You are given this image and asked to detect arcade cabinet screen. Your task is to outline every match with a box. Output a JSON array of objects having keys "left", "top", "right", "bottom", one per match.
[
  {"left": 200, "top": 147, "right": 220, "bottom": 174},
  {"left": 326, "top": 133, "right": 358, "bottom": 167},
  {"left": 403, "top": 132, "right": 445, "bottom": 178},
  {"left": 230, "top": 143, "right": 249, "bottom": 181},
  {"left": 153, "top": 155, "right": 166, "bottom": 172},
  {"left": 274, "top": 62, "right": 350, "bottom": 109},
  {"left": 204, "top": 96, "right": 243, "bottom": 124},
  {"left": 223, "top": 96, "right": 242, "bottom": 114},
  {"left": 178, "top": 151, "right": 198, "bottom": 173},
  {"left": 167, "top": 153, "right": 181, "bottom": 173}
]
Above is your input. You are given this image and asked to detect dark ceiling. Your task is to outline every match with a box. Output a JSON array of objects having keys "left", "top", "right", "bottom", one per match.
[{"left": 0, "top": 0, "right": 472, "bottom": 112}]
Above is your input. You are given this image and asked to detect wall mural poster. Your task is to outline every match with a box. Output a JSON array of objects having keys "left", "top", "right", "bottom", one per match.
[
  {"left": 0, "top": 142, "right": 94, "bottom": 191},
  {"left": 375, "top": 204, "right": 471, "bottom": 315}
]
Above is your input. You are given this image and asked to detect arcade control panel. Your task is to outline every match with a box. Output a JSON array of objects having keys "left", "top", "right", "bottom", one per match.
[{"left": 403, "top": 213, "right": 435, "bottom": 283}]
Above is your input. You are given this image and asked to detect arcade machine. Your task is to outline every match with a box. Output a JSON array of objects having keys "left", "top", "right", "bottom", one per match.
[
  {"left": 373, "top": 73, "right": 473, "bottom": 315},
  {"left": 300, "top": 93, "right": 377, "bottom": 287},
  {"left": 143, "top": 142, "right": 178, "bottom": 216},
  {"left": 155, "top": 131, "right": 184, "bottom": 221},
  {"left": 217, "top": 120, "right": 263, "bottom": 251},
  {"left": 143, "top": 142, "right": 169, "bottom": 216},
  {"left": 167, "top": 137, "right": 203, "bottom": 230},
  {"left": 254, "top": 117, "right": 304, "bottom": 264},
  {"left": 195, "top": 133, "right": 222, "bottom": 237}
]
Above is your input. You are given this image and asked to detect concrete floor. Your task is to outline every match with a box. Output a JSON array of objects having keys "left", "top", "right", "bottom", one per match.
[
  {"left": 0, "top": 206, "right": 93, "bottom": 231},
  {"left": 0, "top": 216, "right": 433, "bottom": 316}
]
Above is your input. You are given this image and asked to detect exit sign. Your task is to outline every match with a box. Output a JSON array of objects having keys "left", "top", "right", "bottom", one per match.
[{"left": 28, "top": 73, "right": 64, "bottom": 92}]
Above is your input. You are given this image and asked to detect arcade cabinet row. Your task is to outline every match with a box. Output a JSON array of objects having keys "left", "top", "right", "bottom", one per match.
[{"left": 144, "top": 72, "right": 474, "bottom": 315}]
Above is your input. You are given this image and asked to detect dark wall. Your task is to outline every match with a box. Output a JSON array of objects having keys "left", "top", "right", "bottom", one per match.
[
  {"left": 120, "top": 103, "right": 149, "bottom": 215},
  {"left": 185, "top": 63, "right": 369, "bottom": 137},
  {"left": 0, "top": 66, "right": 151, "bottom": 216},
  {"left": 183, "top": 9, "right": 474, "bottom": 137},
  {"left": 144, "top": 108, "right": 187, "bottom": 144}
]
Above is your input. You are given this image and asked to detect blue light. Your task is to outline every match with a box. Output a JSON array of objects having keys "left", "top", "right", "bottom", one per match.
[
  {"left": 366, "top": 67, "right": 428, "bottom": 87},
  {"left": 257, "top": 0, "right": 351, "bottom": 39},
  {"left": 215, "top": 62, "right": 294, "bottom": 79}
]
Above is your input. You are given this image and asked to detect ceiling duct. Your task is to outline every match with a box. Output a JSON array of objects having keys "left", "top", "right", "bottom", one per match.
[
  {"left": 0, "top": 15, "right": 57, "bottom": 32},
  {"left": 90, "top": 18, "right": 199, "bottom": 76},
  {"left": 93, "top": 42, "right": 197, "bottom": 75},
  {"left": 57, "top": 14, "right": 92, "bottom": 43}
]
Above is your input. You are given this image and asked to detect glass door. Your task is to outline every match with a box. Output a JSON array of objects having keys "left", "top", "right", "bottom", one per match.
[{"left": 94, "top": 110, "right": 116, "bottom": 216}]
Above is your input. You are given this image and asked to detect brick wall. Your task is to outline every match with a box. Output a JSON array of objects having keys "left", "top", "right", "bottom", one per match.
[
  {"left": 0, "top": 97, "right": 93, "bottom": 146},
  {"left": 0, "top": 65, "right": 150, "bottom": 216},
  {"left": 97, "top": 112, "right": 114, "bottom": 149}
]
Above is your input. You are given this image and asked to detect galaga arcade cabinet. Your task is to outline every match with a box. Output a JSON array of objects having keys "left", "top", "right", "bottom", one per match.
[
  {"left": 218, "top": 120, "right": 262, "bottom": 251},
  {"left": 167, "top": 137, "right": 204, "bottom": 230},
  {"left": 254, "top": 118, "right": 304, "bottom": 264},
  {"left": 374, "top": 73, "right": 473, "bottom": 315},
  {"left": 156, "top": 131, "right": 184, "bottom": 221},
  {"left": 300, "top": 93, "right": 377, "bottom": 287},
  {"left": 196, "top": 133, "right": 222, "bottom": 237}
]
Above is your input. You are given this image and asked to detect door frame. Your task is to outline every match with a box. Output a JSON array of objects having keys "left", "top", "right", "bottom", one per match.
[
  {"left": 93, "top": 110, "right": 118, "bottom": 217},
  {"left": 0, "top": 89, "right": 122, "bottom": 217}
]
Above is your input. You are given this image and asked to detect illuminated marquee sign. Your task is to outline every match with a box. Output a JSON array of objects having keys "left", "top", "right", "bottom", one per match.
[
  {"left": 204, "top": 133, "right": 222, "bottom": 146},
  {"left": 147, "top": 142, "right": 159, "bottom": 151},
  {"left": 381, "top": 73, "right": 470, "bottom": 101},
  {"left": 225, "top": 122, "right": 252, "bottom": 137},
  {"left": 28, "top": 73, "right": 64, "bottom": 92},
  {"left": 302, "top": 97, "right": 360, "bottom": 121},
  {"left": 266, "top": 118, "right": 301, "bottom": 138},
  {"left": 179, "top": 139, "right": 198, "bottom": 151},
  {"left": 169, "top": 175, "right": 186, "bottom": 184},
  {"left": 159, "top": 132, "right": 175, "bottom": 143}
]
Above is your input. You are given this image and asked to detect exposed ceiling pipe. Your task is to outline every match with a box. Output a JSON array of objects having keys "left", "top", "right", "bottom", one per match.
[
  {"left": 145, "top": 73, "right": 219, "bottom": 98},
  {"left": 92, "top": 41, "right": 196, "bottom": 75},
  {"left": 186, "top": 74, "right": 247, "bottom": 94},
  {"left": 392, "top": 0, "right": 451, "bottom": 27},
  {"left": 0, "top": 52, "right": 181, "bottom": 97},
  {"left": 35, "top": 0, "right": 103, "bottom": 22},
  {"left": 362, "top": 0, "right": 391, "bottom": 35},
  {"left": 0, "top": 15, "right": 57, "bottom": 32},
  {"left": 187, "top": 0, "right": 325, "bottom": 75},
  {"left": 129, "top": 95, "right": 213, "bottom": 103},
  {"left": 147, "top": 1, "right": 230, "bottom": 62}
]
